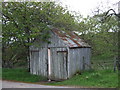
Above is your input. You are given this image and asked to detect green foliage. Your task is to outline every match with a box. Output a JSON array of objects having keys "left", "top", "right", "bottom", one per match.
[
  {"left": 2, "top": 68, "right": 47, "bottom": 82},
  {"left": 76, "top": 15, "right": 118, "bottom": 58},
  {"left": 2, "top": 44, "right": 28, "bottom": 68},
  {"left": 2, "top": 2, "right": 76, "bottom": 68},
  {"left": 2, "top": 2, "right": 119, "bottom": 69},
  {"left": 2, "top": 2, "right": 76, "bottom": 46},
  {"left": 48, "top": 70, "right": 118, "bottom": 88}
]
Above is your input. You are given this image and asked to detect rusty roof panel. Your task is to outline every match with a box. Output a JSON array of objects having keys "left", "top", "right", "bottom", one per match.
[{"left": 52, "top": 28, "right": 91, "bottom": 48}]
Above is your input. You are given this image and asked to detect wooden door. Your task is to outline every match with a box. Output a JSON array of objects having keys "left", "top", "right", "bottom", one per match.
[
  {"left": 30, "top": 48, "right": 48, "bottom": 77},
  {"left": 49, "top": 48, "right": 68, "bottom": 80}
]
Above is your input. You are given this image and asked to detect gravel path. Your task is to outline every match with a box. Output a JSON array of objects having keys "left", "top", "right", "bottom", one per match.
[{"left": 2, "top": 80, "right": 72, "bottom": 88}]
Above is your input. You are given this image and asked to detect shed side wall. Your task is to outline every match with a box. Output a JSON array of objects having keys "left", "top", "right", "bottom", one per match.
[{"left": 68, "top": 48, "right": 91, "bottom": 78}]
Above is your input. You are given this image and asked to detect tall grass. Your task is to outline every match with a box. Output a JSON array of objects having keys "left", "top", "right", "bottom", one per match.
[{"left": 2, "top": 68, "right": 47, "bottom": 82}]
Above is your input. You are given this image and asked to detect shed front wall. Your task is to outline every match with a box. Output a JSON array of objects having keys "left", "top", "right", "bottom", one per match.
[
  {"left": 30, "top": 47, "right": 69, "bottom": 80},
  {"left": 68, "top": 48, "right": 91, "bottom": 78},
  {"left": 29, "top": 30, "right": 68, "bottom": 78}
]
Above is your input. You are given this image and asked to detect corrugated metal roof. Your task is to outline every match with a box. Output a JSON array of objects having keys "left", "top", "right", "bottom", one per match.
[{"left": 52, "top": 28, "right": 91, "bottom": 48}]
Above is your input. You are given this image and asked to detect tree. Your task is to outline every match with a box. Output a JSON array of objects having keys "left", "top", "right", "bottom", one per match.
[
  {"left": 75, "top": 12, "right": 118, "bottom": 59},
  {"left": 101, "top": 8, "right": 120, "bottom": 71},
  {"left": 2, "top": 2, "right": 76, "bottom": 68}
]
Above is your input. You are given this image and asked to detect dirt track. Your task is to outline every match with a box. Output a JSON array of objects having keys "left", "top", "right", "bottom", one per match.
[{"left": 2, "top": 80, "right": 72, "bottom": 88}]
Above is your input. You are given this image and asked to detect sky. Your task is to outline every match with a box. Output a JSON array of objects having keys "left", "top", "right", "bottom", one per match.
[
  {"left": 3, "top": 0, "right": 120, "bottom": 17},
  {"left": 55, "top": 0, "right": 119, "bottom": 17}
]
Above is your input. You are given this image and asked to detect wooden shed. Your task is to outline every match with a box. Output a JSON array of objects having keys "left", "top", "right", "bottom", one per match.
[{"left": 30, "top": 28, "right": 91, "bottom": 80}]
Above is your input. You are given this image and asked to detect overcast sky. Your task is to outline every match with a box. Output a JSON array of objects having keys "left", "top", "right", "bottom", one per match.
[
  {"left": 55, "top": 0, "right": 119, "bottom": 17},
  {"left": 3, "top": 0, "right": 120, "bottom": 17}
]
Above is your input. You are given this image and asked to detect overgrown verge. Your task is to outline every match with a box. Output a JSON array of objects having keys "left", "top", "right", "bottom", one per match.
[
  {"left": 47, "top": 69, "right": 118, "bottom": 88},
  {"left": 2, "top": 68, "right": 47, "bottom": 82}
]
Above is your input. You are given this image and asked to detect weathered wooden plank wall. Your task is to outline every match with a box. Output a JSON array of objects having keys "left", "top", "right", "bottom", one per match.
[
  {"left": 30, "top": 30, "right": 69, "bottom": 80},
  {"left": 30, "top": 47, "right": 91, "bottom": 79},
  {"left": 30, "top": 48, "right": 48, "bottom": 77},
  {"left": 50, "top": 47, "right": 68, "bottom": 80},
  {"left": 38, "top": 31, "right": 67, "bottom": 48},
  {"left": 68, "top": 48, "right": 91, "bottom": 78}
]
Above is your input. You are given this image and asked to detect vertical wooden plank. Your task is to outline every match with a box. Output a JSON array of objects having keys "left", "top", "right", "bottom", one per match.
[
  {"left": 41, "top": 48, "right": 43, "bottom": 75},
  {"left": 67, "top": 47, "right": 70, "bottom": 78},
  {"left": 30, "top": 52, "right": 33, "bottom": 74},
  {"left": 77, "top": 49, "right": 79, "bottom": 71},
  {"left": 56, "top": 48, "right": 59, "bottom": 79},
  {"left": 53, "top": 48, "right": 56, "bottom": 78},
  {"left": 35, "top": 52, "right": 37, "bottom": 75},
  {"left": 57, "top": 51, "right": 60, "bottom": 79},
  {"left": 60, "top": 49, "right": 63, "bottom": 79},
  {"left": 68, "top": 49, "right": 72, "bottom": 77},
  {"left": 43, "top": 48, "right": 46, "bottom": 76},
  {"left": 42, "top": 48, "right": 45, "bottom": 76},
  {"left": 40, "top": 48, "right": 42, "bottom": 75},
  {"left": 72, "top": 50, "right": 75, "bottom": 75},
  {"left": 32, "top": 51, "right": 34, "bottom": 74},
  {"left": 50, "top": 48, "right": 54, "bottom": 79},
  {"left": 56, "top": 48, "right": 60, "bottom": 79},
  {"left": 63, "top": 52, "right": 66, "bottom": 79},
  {"left": 38, "top": 49, "right": 40, "bottom": 75},
  {"left": 50, "top": 48, "right": 53, "bottom": 79},
  {"left": 39, "top": 48, "right": 41, "bottom": 75},
  {"left": 32, "top": 52, "right": 35, "bottom": 74},
  {"left": 44, "top": 48, "right": 48, "bottom": 77},
  {"left": 36, "top": 51, "right": 38, "bottom": 75},
  {"left": 35, "top": 51, "right": 38, "bottom": 74},
  {"left": 60, "top": 52, "right": 63, "bottom": 79},
  {"left": 30, "top": 51, "right": 32, "bottom": 74},
  {"left": 42, "top": 48, "right": 44, "bottom": 75},
  {"left": 79, "top": 48, "right": 82, "bottom": 70},
  {"left": 32, "top": 52, "right": 34, "bottom": 74},
  {"left": 31, "top": 52, "right": 33, "bottom": 74},
  {"left": 63, "top": 52, "right": 67, "bottom": 79}
]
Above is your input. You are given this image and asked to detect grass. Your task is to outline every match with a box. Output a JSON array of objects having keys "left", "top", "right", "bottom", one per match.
[
  {"left": 47, "top": 70, "right": 118, "bottom": 88},
  {"left": 2, "top": 66, "right": 118, "bottom": 88},
  {"left": 2, "top": 68, "right": 118, "bottom": 88},
  {"left": 2, "top": 68, "right": 47, "bottom": 82}
]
